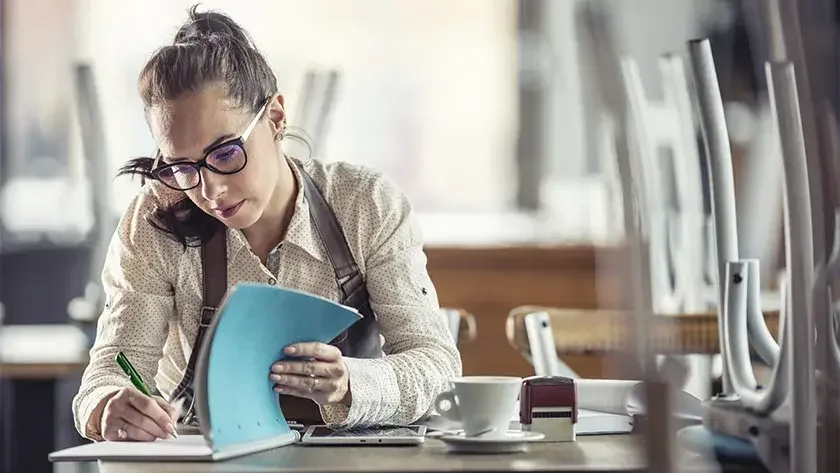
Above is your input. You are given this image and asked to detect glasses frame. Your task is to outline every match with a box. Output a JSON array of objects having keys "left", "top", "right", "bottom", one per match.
[{"left": 150, "top": 99, "right": 271, "bottom": 191}]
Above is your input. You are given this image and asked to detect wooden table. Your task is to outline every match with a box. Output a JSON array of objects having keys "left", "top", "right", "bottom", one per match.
[
  {"left": 64, "top": 435, "right": 766, "bottom": 473},
  {"left": 0, "top": 324, "right": 89, "bottom": 473}
]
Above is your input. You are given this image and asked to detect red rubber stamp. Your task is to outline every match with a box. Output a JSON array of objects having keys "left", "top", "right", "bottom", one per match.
[{"left": 519, "top": 375, "right": 577, "bottom": 442}]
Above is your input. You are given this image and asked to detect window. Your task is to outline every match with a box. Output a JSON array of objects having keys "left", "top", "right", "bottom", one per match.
[{"left": 81, "top": 0, "right": 519, "bottom": 216}]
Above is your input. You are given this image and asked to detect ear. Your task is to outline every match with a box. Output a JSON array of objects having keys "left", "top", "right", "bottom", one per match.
[{"left": 267, "top": 94, "right": 286, "bottom": 138}]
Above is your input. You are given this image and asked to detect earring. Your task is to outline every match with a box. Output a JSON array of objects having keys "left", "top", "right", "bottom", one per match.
[{"left": 277, "top": 118, "right": 287, "bottom": 141}]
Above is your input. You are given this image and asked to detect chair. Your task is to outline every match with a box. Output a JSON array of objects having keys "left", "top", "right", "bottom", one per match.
[
  {"left": 620, "top": 54, "right": 711, "bottom": 314},
  {"left": 505, "top": 305, "right": 780, "bottom": 383},
  {"left": 521, "top": 311, "right": 579, "bottom": 378},
  {"left": 441, "top": 308, "right": 476, "bottom": 347}
]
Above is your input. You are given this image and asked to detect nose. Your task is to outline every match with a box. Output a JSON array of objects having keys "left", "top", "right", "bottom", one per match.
[{"left": 200, "top": 168, "right": 227, "bottom": 202}]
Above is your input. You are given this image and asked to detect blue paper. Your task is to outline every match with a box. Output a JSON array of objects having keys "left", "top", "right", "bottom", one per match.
[
  {"left": 201, "top": 283, "right": 362, "bottom": 450},
  {"left": 677, "top": 425, "right": 760, "bottom": 462}
]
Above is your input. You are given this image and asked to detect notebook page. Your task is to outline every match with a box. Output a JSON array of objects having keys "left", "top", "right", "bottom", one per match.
[
  {"left": 576, "top": 409, "right": 633, "bottom": 435},
  {"left": 576, "top": 379, "right": 641, "bottom": 415},
  {"left": 49, "top": 435, "right": 213, "bottom": 461},
  {"left": 625, "top": 383, "right": 703, "bottom": 419}
]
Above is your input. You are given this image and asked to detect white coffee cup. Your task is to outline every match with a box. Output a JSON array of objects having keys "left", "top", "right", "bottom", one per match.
[{"left": 434, "top": 376, "right": 522, "bottom": 437}]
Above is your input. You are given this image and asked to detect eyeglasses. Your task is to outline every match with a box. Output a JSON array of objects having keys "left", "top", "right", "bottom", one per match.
[{"left": 150, "top": 99, "right": 270, "bottom": 191}]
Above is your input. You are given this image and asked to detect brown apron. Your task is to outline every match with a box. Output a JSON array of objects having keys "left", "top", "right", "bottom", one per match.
[{"left": 169, "top": 164, "right": 383, "bottom": 426}]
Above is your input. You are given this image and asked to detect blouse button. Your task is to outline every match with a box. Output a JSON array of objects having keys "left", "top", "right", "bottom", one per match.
[{"left": 268, "top": 277, "right": 277, "bottom": 285}]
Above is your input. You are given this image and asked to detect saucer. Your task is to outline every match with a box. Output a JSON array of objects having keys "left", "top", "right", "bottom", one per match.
[{"left": 436, "top": 430, "right": 545, "bottom": 454}]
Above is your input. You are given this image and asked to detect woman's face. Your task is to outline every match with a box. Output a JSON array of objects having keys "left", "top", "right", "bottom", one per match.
[{"left": 148, "top": 87, "right": 286, "bottom": 230}]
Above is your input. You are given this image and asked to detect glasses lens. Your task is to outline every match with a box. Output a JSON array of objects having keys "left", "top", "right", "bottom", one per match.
[
  {"left": 206, "top": 144, "right": 246, "bottom": 173},
  {"left": 156, "top": 164, "right": 199, "bottom": 190}
]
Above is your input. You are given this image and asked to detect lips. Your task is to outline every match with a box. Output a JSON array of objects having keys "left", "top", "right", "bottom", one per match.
[{"left": 212, "top": 200, "right": 245, "bottom": 219}]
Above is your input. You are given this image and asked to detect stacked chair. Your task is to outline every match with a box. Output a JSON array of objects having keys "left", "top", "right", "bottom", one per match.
[{"left": 508, "top": 1, "right": 840, "bottom": 471}]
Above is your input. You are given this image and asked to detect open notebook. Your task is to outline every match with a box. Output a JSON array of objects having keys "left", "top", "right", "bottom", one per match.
[
  {"left": 573, "top": 379, "right": 703, "bottom": 435},
  {"left": 49, "top": 283, "right": 362, "bottom": 462}
]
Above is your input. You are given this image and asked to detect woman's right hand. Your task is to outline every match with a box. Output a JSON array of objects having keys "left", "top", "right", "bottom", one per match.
[{"left": 99, "top": 387, "right": 178, "bottom": 441}]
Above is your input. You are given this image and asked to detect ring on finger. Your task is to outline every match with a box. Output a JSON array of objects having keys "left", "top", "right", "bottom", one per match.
[{"left": 117, "top": 423, "right": 128, "bottom": 440}]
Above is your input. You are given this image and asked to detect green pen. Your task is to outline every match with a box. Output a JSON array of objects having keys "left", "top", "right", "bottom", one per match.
[
  {"left": 115, "top": 351, "right": 178, "bottom": 438},
  {"left": 115, "top": 351, "right": 153, "bottom": 396}
]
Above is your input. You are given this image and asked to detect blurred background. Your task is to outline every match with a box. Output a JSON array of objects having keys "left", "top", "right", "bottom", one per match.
[{"left": 1, "top": 0, "right": 837, "bottom": 471}]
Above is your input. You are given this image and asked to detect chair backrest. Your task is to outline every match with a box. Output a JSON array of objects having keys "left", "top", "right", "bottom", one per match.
[
  {"left": 440, "top": 308, "right": 476, "bottom": 347},
  {"left": 523, "top": 312, "right": 579, "bottom": 378},
  {"left": 441, "top": 308, "right": 461, "bottom": 342},
  {"left": 506, "top": 305, "right": 780, "bottom": 358}
]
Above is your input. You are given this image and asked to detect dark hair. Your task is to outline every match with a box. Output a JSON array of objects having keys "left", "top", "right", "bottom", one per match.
[{"left": 118, "top": 5, "right": 280, "bottom": 248}]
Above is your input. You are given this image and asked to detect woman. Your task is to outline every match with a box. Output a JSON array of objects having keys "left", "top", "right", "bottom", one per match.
[{"left": 72, "top": 6, "right": 461, "bottom": 442}]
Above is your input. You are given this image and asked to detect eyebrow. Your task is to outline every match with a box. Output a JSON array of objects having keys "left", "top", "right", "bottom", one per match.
[{"left": 161, "top": 134, "right": 237, "bottom": 163}]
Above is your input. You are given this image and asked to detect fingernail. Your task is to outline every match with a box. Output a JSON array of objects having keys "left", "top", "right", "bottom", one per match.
[
  {"left": 274, "top": 386, "right": 284, "bottom": 393},
  {"left": 167, "top": 423, "right": 176, "bottom": 434},
  {"left": 285, "top": 346, "right": 296, "bottom": 354},
  {"left": 274, "top": 364, "right": 284, "bottom": 372},
  {"left": 270, "top": 374, "right": 281, "bottom": 382}
]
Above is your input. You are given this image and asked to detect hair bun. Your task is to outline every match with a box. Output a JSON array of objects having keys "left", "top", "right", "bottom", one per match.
[{"left": 173, "top": 4, "right": 253, "bottom": 47}]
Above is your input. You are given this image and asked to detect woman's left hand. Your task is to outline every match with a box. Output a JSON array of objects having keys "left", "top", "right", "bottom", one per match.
[{"left": 269, "top": 342, "right": 350, "bottom": 406}]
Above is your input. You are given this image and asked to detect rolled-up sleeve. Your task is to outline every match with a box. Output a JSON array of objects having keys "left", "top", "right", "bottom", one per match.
[
  {"left": 320, "top": 175, "right": 462, "bottom": 428},
  {"left": 72, "top": 189, "right": 176, "bottom": 440}
]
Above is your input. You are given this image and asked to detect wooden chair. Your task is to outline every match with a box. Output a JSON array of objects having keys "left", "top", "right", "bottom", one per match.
[{"left": 505, "top": 305, "right": 780, "bottom": 378}]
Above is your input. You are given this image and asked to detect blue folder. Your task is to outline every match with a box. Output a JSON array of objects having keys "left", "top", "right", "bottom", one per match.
[
  {"left": 49, "top": 283, "right": 362, "bottom": 462},
  {"left": 194, "top": 283, "right": 362, "bottom": 459}
]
